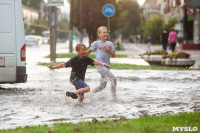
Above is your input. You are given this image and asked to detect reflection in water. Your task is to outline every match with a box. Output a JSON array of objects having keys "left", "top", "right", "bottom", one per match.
[{"left": 0, "top": 44, "right": 200, "bottom": 129}]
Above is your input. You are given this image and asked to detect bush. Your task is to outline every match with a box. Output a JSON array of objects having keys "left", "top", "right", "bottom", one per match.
[
  {"left": 140, "top": 49, "right": 167, "bottom": 57},
  {"left": 163, "top": 51, "right": 191, "bottom": 59}
]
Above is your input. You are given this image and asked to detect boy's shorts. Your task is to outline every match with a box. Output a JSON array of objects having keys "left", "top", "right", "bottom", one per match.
[{"left": 71, "top": 80, "right": 88, "bottom": 90}]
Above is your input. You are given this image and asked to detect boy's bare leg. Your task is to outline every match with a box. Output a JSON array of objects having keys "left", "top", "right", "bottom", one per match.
[
  {"left": 78, "top": 93, "right": 84, "bottom": 102},
  {"left": 92, "top": 88, "right": 97, "bottom": 93},
  {"left": 112, "top": 92, "right": 116, "bottom": 101},
  {"left": 111, "top": 90, "right": 116, "bottom": 101},
  {"left": 75, "top": 87, "right": 90, "bottom": 94}
]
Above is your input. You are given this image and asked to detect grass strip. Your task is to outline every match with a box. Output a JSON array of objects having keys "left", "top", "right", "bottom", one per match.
[
  {"left": 1, "top": 111, "right": 200, "bottom": 133},
  {"left": 45, "top": 53, "right": 127, "bottom": 59},
  {"left": 38, "top": 62, "right": 197, "bottom": 71}
]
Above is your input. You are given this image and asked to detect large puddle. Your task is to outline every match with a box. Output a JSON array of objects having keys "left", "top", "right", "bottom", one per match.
[{"left": 0, "top": 44, "right": 200, "bottom": 129}]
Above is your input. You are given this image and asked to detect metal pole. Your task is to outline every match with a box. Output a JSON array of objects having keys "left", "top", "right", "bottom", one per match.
[
  {"left": 69, "top": 0, "right": 74, "bottom": 53},
  {"left": 49, "top": 6, "right": 57, "bottom": 63},
  {"left": 199, "top": 8, "right": 200, "bottom": 43},
  {"left": 108, "top": 17, "right": 110, "bottom": 41},
  {"left": 184, "top": 5, "right": 188, "bottom": 44},
  {"left": 49, "top": 7, "right": 53, "bottom": 61},
  {"left": 52, "top": 6, "right": 57, "bottom": 63},
  {"left": 80, "top": 0, "right": 83, "bottom": 43}
]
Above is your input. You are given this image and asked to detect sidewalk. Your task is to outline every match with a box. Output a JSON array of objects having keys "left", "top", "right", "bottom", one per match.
[{"left": 117, "top": 43, "right": 200, "bottom": 69}]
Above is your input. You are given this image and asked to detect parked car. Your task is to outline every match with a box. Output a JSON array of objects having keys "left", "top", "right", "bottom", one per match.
[
  {"left": 42, "top": 31, "right": 50, "bottom": 44},
  {"left": 0, "top": 0, "right": 27, "bottom": 83},
  {"left": 25, "top": 35, "right": 43, "bottom": 46},
  {"left": 42, "top": 37, "right": 50, "bottom": 44}
]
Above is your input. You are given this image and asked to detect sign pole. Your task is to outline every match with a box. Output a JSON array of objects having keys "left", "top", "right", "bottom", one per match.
[
  {"left": 108, "top": 17, "right": 110, "bottom": 41},
  {"left": 47, "top": 0, "right": 64, "bottom": 63},
  {"left": 102, "top": 4, "right": 115, "bottom": 41}
]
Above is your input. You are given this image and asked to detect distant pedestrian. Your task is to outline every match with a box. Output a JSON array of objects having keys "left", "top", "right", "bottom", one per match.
[
  {"left": 160, "top": 30, "right": 169, "bottom": 51},
  {"left": 147, "top": 35, "right": 151, "bottom": 51},
  {"left": 169, "top": 28, "right": 177, "bottom": 52}
]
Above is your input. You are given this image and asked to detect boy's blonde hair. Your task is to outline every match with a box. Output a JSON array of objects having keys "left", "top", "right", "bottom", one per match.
[
  {"left": 97, "top": 26, "right": 108, "bottom": 37},
  {"left": 76, "top": 44, "right": 86, "bottom": 51}
]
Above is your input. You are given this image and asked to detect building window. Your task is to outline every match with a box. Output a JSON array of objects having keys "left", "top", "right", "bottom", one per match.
[{"left": 173, "top": 0, "right": 176, "bottom": 7}]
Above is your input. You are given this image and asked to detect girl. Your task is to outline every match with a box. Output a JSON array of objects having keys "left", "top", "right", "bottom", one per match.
[{"left": 86, "top": 26, "right": 117, "bottom": 100}]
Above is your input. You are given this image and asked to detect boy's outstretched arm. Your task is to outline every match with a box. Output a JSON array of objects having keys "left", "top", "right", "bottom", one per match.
[
  {"left": 86, "top": 49, "right": 92, "bottom": 56},
  {"left": 93, "top": 61, "right": 110, "bottom": 68},
  {"left": 48, "top": 63, "right": 65, "bottom": 69}
]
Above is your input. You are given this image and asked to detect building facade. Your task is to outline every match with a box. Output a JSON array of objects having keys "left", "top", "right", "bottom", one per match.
[
  {"left": 143, "top": 0, "right": 160, "bottom": 20},
  {"left": 143, "top": 0, "right": 200, "bottom": 49},
  {"left": 23, "top": 5, "right": 39, "bottom": 25}
]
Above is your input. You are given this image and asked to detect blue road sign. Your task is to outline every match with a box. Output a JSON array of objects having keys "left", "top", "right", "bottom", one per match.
[{"left": 102, "top": 4, "right": 115, "bottom": 17}]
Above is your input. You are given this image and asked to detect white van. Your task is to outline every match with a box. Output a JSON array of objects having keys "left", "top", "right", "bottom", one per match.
[{"left": 0, "top": 0, "right": 27, "bottom": 83}]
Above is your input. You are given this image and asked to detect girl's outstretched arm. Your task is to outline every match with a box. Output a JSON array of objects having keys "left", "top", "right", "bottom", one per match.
[
  {"left": 93, "top": 61, "right": 110, "bottom": 68},
  {"left": 48, "top": 63, "right": 65, "bottom": 69},
  {"left": 86, "top": 49, "right": 92, "bottom": 56}
]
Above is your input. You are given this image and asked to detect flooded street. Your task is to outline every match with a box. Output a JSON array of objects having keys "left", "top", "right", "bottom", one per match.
[{"left": 1, "top": 43, "right": 200, "bottom": 129}]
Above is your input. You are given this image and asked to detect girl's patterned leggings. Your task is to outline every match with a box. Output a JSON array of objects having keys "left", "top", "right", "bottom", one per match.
[{"left": 95, "top": 66, "right": 117, "bottom": 93}]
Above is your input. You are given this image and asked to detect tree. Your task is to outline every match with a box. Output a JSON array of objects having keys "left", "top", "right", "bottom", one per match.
[
  {"left": 57, "top": 18, "right": 69, "bottom": 40},
  {"left": 118, "top": 0, "right": 141, "bottom": 39},
  {"left": 165, "top": 17, "right": 178, "bottom": 32},
  {"left": 141, "top": 16, "right": 178, "bottom": 44},
  {"left": 73, "top": 0, "right": 129, "bottom": 44},
  {"left": 143, "top": 16, "right": 164, "bottom": 43}
]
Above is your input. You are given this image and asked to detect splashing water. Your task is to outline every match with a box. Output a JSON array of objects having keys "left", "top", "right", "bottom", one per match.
[{"left": 0, "top": 44, "right": 200, "bottom": 129}]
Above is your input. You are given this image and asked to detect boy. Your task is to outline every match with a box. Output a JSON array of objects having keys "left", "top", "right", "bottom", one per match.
[{"left": 48, "top": 44, "right": 109, "bottom": 102}]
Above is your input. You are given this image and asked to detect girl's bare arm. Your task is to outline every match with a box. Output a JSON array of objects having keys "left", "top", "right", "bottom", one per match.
[
  {"left": 86, "top": 49, "right": 92, "bottom": 56},
  {"left": 93, "top": 61, "right": 110, "bottom": 68}
]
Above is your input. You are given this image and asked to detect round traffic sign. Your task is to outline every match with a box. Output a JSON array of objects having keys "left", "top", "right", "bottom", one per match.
[{"left": 102, "top": 4, "right": 115, "bottom": 17}]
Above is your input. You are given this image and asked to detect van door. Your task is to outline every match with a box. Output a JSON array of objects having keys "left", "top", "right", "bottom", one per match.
[
  {"left": 0, "top": 0, "right": 17, "bottom": 83},
  {"left": 0, "top": 0, "right": 15, "bottom": 54}
]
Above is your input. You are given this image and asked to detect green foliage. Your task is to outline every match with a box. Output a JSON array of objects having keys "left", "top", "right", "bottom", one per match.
[
  {"left": 163, "top": 51, "right": 191, "bottom": 59},
  {"left": 165, "top": 17, "right": 178, "bottom": 32},
  {"left": 140, "top": 49, "right": 168, "bottom": 57},
  {"left": 38, "top": 62, "right": 195, "bottom": 71},
  {"left": 25, "top": 18, "right": 69, "bottom": 40},
  {"left": 73, "top": 0, "right": 118, "bottom": 42},
  {"left": 143, "top": 15, "right": 164, "bottom": 44},
  {"left": 45, "top": 53, "right": 127, "bottom": 59},
  {"left": 141, "top": 16, "right": 178, "bottom": 44},
  {"left": 22, "top": 0, "right": 42, "bottom": 10},
  {"left": 25, "top": 19, "right": 48, "bottom": 35},
  {"left": 118, "top": 0, "right": 141, "bottom": 38},
  {"left": 73, "top": 0, "right": 141, "bottom": 41},
  {"left": 57, "top": 18, "right": 69, "bottom": 39}
]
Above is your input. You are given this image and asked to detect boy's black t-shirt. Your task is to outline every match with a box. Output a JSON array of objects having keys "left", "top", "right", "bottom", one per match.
[{"left": 64, "top": 56, "right": 95, "bottom": 81}]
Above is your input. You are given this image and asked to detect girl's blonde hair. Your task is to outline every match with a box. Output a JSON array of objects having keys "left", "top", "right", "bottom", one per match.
[{"left": 97, "top": 26, "right": 108, "bottom": 39}]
